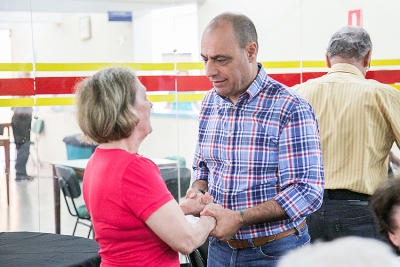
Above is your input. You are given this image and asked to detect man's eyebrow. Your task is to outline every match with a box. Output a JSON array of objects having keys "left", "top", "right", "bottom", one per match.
[{"left": 201, "top": 54, "right": 230, "bottom": 60}]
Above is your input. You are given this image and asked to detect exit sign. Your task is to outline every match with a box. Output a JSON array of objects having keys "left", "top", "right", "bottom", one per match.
[{"left": 348, "top": 10, "right": 362, "bottom": 26}]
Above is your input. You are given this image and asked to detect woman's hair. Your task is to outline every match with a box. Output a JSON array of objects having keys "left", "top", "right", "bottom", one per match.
[
  {"left": 75, "top": 67, "right": 140, "bottom": 144},
  {"left": 370, "top": 177, "right": 400, "bottom": 250},
  {"left": 326, "top": 26, "right": 372, "bottom": 61}
]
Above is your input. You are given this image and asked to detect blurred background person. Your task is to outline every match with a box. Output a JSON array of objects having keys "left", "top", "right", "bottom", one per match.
[
  {"left": 292, "top": 25, "right": 400, "bottom": 242},
  {"left": 371, "top": 177, "right": 400, "bottom": 253},
  {"left": 277, "top": 236, "right": 399, "bottom": 267},
  {"left": 12, "top": 72, "right": 33, "bottom": 181}
]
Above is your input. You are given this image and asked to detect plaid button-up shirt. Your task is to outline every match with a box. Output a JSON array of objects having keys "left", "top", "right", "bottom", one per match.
[{"left": 193, "top": 64, "right": 324, "bottom": 239}]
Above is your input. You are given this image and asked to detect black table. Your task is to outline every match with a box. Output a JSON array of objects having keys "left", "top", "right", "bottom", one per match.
[{"left": 0, "top": 232, "right": 101, "bottom": 267}]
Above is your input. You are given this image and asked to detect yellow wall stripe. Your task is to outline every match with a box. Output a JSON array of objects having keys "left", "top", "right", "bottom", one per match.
[
  {"left": 0, "top": 63, "right": 33, "bottom": 71},
  {"left": 371, "top": 59, "right": 400, "bottom": 66},
  {"left": 148, "top": 93, "right": 206, "bottom": 103},
  {"left": 0, "top": 93, "right": 207, "bottom": 107},
  {"left": 391, "top": 84, "right": 400, "bottom": 90},
  {"left": 261, "top": 61, "right": 301, "bottom": 68},
  {"left": 35, "top": 63, "right": 176, "bottom": 71},
  {"left": 1, "top": 60, "right": 400, "bottom": 72},
  {"left": 2, "top": 85, "right": 399, "bottom": 107},
  {"left": 0, "top": 98, "right": 34, "bottom": 107}
]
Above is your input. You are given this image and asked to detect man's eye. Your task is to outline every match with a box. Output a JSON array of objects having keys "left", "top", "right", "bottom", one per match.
[{"left": 215, "top": 59, "right": 228, "bottom": 64}]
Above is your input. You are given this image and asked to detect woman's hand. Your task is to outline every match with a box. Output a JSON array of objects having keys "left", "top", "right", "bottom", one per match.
[{"left": 180, "top": 190, "right": 214, "bottom": 216}]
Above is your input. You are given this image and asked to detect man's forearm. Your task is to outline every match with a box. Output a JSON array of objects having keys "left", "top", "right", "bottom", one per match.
[{"left": 240, "top": 199, "right": 289, "bottom": 226}]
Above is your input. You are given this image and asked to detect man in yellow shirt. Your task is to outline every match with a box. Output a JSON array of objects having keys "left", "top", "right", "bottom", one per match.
[{"left": 292, "top": 25, "right": 400, "bottom": 242}]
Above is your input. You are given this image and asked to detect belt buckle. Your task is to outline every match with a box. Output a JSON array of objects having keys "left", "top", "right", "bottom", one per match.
[{"left": 226, "top": 240, "right": 236, "bottom": 249}]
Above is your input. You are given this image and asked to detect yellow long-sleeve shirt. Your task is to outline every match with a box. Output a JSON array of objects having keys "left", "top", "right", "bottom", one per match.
[{"left": 292, "top": 63, "right": 400, "bottom": 195}]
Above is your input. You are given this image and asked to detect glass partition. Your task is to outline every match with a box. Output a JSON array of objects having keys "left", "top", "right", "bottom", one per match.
[{"left": 0, "top": 0, "right": 399, "bottom": 239}]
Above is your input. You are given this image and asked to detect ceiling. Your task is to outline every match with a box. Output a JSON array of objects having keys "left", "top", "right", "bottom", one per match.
[{"left": 0, "top": 0, "right": 201, "bottom": 12}]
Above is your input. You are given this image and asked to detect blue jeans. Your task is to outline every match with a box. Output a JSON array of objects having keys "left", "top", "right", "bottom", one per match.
[{"left": 207, "top": 225, "right": 310, "bottom": 267}]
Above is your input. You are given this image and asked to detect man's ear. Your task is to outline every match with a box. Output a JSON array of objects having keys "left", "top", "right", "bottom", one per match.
[
  {"left": 364, "top": 50, "right": 372, "bottom": 68},
  {"left": 246, "top": 42, "right": 258, "bottom": 62},
  {"left": 325, "top": 54, "right": 332, "bottom": 68}
]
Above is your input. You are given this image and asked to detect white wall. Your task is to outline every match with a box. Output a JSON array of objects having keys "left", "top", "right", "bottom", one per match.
[
  {"left": 197, "top": 0, "right": 400, "bottom": 62},
  {"left": 3, "top": 0, "right": 400, "bottom": 169},
  {"left": 11, "top": 13, "right": 134, "bottom": 64}
]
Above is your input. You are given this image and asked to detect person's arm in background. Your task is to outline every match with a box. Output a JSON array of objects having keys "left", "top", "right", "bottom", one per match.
[
  {"left": 146, "top": 199, "right": 217, "bottom": 255},
  {"left": 389, "top": 150, "right": 400, "bottom": 170}
]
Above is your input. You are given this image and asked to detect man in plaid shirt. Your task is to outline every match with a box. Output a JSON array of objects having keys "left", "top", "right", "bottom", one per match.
[{"left": 180, "top": 12, "right": 324, "bottom": 267}]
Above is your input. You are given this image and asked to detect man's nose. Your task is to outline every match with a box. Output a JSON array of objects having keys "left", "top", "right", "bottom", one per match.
[{"left": 205, "top": 60, "right": 218, "bottom": 77}]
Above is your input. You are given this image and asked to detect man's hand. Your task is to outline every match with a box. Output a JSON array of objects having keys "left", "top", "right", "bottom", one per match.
[
  {"left": 180, "top": 190, "right": 214, "bottom": 216},
  {"left": 200, "top": 205, "right": 242, "bottom": 242}
]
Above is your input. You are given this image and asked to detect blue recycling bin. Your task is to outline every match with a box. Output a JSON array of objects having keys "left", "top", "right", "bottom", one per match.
[{"left": 63, "top": 134, "right": 96, "bottom": 160}]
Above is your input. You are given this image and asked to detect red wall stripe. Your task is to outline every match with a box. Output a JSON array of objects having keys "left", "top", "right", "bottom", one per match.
[
  {"left": 35, "top": 77, "right": 85, "bottom": 94},
  {"left": 0, "top": 78, "right": 35, "bottom": 96},
  {"left": 366, "top": 70, "right": 400, "bottom": 83},
  {"left": 0, "top": 70, "right": 398, "bottom": 96}
]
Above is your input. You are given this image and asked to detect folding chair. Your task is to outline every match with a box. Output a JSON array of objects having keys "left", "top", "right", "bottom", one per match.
[
  {"left": 187, "top": 239, "right": 209, "bottom": 267},
  {"left": 55, "top": 165, "right": 93, "bottom": 238},
  {"left": 159, "top": 166, "right": 191, "bottom": 202}
]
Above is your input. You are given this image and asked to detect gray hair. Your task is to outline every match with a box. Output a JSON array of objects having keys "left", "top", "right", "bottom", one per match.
[
  {"left": 326, "top": 26, "right": 372, "bottom": 60},
  {"left": 206, "top": 11, "right": 258, "bottom": 49}
]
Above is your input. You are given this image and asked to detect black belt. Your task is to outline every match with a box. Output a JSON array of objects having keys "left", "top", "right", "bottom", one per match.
[{"left": 324, "top": 189, "right": 370, "bottom": 201}]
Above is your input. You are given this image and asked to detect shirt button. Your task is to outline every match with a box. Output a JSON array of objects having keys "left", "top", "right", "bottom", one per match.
[
  {"left": 223, "top": 189, "right": 228, "bottom": 193},
  {"left": 226, "top": 160, "right": 231, "bottom": 165},
  {"left": 227, "top": 132, "right": 232, "bottom": 137}
]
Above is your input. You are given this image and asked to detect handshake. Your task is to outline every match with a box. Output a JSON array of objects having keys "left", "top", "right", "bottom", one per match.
[{"left": 180, "top": 188, "right": 244, "bottom": 242}]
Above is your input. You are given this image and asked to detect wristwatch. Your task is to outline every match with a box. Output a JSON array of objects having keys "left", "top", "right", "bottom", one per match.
[{"left": 198, "top": 189, "right": 206, "bottom": 194}]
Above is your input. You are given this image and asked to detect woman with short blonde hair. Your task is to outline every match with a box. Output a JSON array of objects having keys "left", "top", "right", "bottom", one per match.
[{"left": 75, "top": 67, "right": 216, "bottom": 267}]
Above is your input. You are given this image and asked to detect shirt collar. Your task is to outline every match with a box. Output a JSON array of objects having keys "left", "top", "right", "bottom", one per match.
[
  {"left": 328, "top": 63, "right": 365, "bottom": 78},
  {"left": 237, "top": 63, "right": 266, "bottom": 103}
]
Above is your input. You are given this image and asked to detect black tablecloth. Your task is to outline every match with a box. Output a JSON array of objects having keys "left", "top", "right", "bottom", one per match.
[{"left": 0, "top": 232, "right": 101, "bottom": 267}]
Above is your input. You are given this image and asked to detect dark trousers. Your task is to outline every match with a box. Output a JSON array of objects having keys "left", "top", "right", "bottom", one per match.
[
  {"left": 11, "top": 114, "right": 32, "bottom": 176},
  {"left": 306, "top": 189, "right": 380, "bottom": 243}
]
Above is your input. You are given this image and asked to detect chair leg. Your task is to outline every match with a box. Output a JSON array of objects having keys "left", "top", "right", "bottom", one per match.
[
  {"left": 72, "top": 219, "right": 79, "bottom": 236},
  {"left": 88, "top": 225, "right": 93, "bottom": 238}
]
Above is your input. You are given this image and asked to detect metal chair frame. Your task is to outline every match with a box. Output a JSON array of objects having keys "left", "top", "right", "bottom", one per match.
[{"left": 55, "top": 165, "right": 93, "bottom": 238}]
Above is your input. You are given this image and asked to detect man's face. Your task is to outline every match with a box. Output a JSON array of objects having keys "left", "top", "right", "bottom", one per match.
[{"left": 201, "top": 23, "right": 256, "bottom": 103}]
